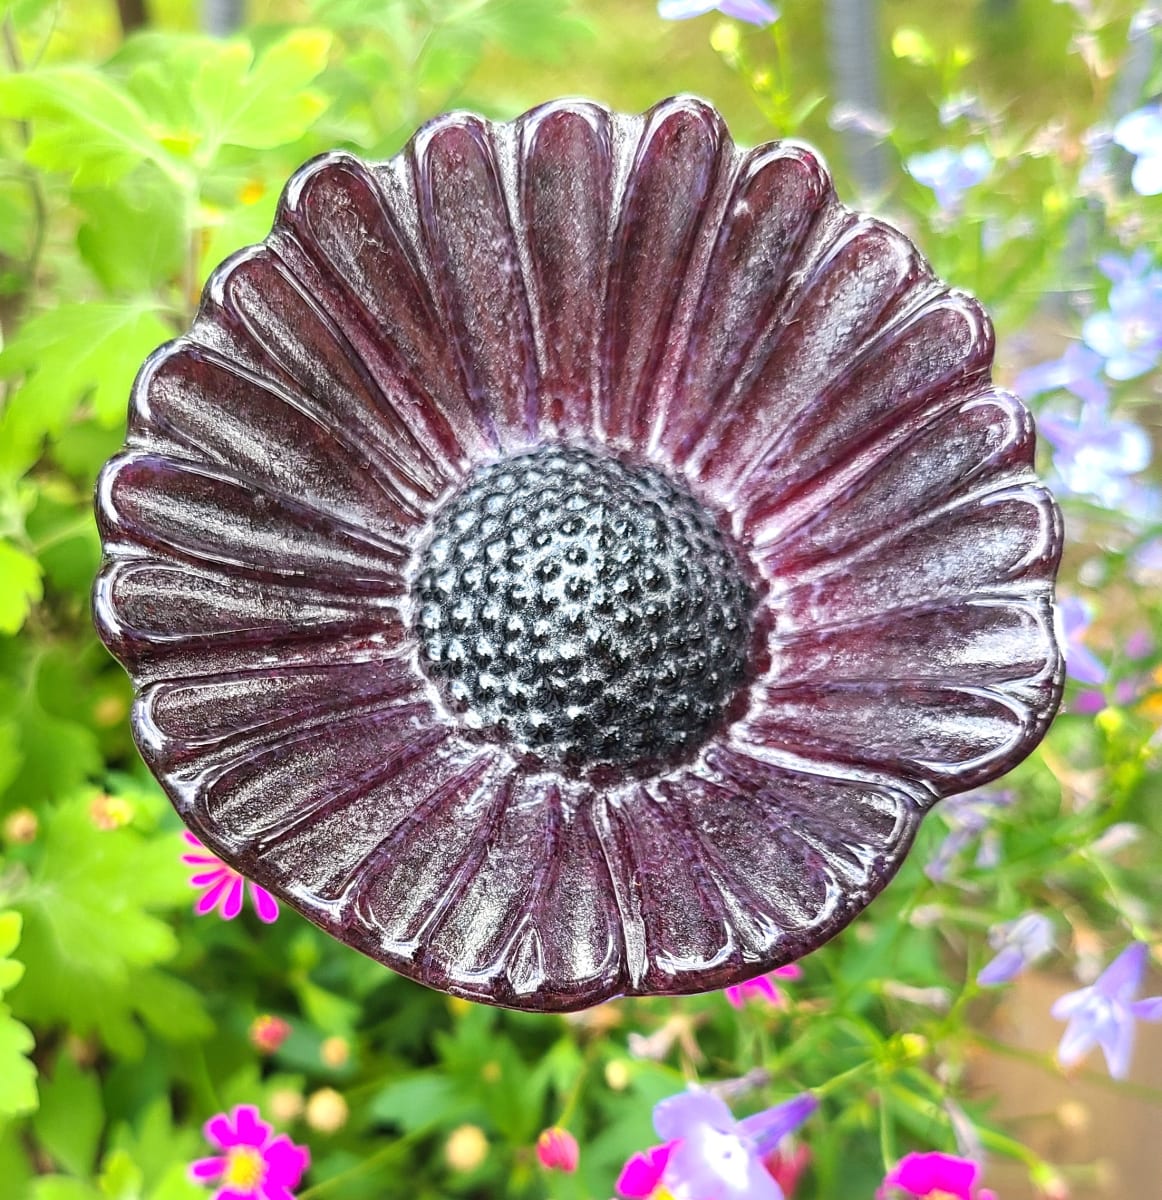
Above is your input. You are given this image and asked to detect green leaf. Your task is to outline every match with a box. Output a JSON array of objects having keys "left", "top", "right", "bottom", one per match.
[
  {"left": 33, "top": 1056, "right": 103, "bottom": 1177},
  {"left": 98, "top": 1148, "right": 143, "bottom": 1200},
  {"left": 29, "top": 1179, "right": 102, "bottom": 1200},
  {"left": 0, "top": 67, "right": 188, "bottom": 189},
  {"left": 0, "top": 301, "right": 172, "bottom": 479},
  {"left": 369, "top": 1074, "right": 477, "bottom": 1133},
  {"left": 0, "top": 1124, "right": 34, "bottom": 1196},
  {"left": 75, "top": 181, "right": 186, "bottom": 296},
  {"left": 0, "top": 912, "right": 37, "bottom": 1119},
  {"left": 0, "top": 912, "right": 36, "bottom": 1118},
  {"left": 190, "top": 30, "right": 333, "bottom": 156},
  {"left": 0, "top": 540, "right": 43, "bottom": 635},
  {"left": 0, "top": 648, "right": 103, "bottom": 808},
  {"left": 10, "top": 798, "right": 194, "bottom": 1051}
]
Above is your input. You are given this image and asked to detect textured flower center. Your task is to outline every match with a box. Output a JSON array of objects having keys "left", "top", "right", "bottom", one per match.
[
  {"left": 415, "top": 446, "right": 754, "bottom": 770},
  {"left": 223, "top": 1147, "right": 265, "bottom": 1190}
]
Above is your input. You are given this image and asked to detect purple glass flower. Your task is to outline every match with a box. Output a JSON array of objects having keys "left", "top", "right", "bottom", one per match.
[
  {"left": 617, "top": 1090, "right": 817, "bottom": 1200},
  {"left": 976, "top": 911, "right": 1053, "bottom": 986},
  {"left": 93, "top": 99, "right": 1063, "bottom": 1011},
  {"left": 1052, "top": 942, "right": 1162, "bottom": 1079}
]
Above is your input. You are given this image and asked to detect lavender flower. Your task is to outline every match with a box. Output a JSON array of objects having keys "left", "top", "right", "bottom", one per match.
[
  {"left": 617, "top": 1090, "right": 817, "bottom": 1200},
  {"left": 925, "top": 790, "right": 1014, "bottom": 884},
  {"left": 1036, "top": 398, "right": 1150, "bottom": 508},
  {"left": 1013, "top": 343, "right": 1108, "bottom": 410},
  {"left": 977, "top": 912, "right": 1054, "bottom": 986},
  {"left": 1052, "top": 941, "right": 1162, "bottom": 1079},
  {"left": 1113, "top": 104, "right": 1162, "bottom": 195},
  {"left": 1056, "top": 597, "right": 1107, "bottom": 686},
  {"left": 658, "top": 0, "right": 779, "bottom": 24},
  {"left": 1082, "top": 251, "right": 1162, "bottom": 380},
  {"left": 906, "top": 144, "right": 992, "bottom": 211}
]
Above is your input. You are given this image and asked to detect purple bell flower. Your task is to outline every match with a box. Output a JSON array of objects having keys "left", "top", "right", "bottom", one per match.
[
  {"left": 977, "top": 911, "right": 1054, "bottom": 986},
  {"left": 1052, "top": 942, "right": 1162, "bottom": 1079}
]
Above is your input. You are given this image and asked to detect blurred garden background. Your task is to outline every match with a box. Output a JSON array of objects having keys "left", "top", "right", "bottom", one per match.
[{"left": 1, "top": 0, "right": 1161, "bottom": 1197}]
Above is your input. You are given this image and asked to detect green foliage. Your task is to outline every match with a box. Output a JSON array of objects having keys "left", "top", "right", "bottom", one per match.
[
  {"left": 9, "top": 795, "right": 207, "bottom": 1054},
  {"left": 0, "top": 910, "right": 37, "bottom": 1119}
]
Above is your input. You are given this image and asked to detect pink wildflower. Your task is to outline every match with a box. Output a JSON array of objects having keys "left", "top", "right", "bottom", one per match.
[
  {"left": 535, "top": 1126, "right": 579, "bottom": 1173},
  {"left": 764, "top": 1141, "right": 810, "bottom": 1197},
  {"left": 724, "top": 964, "right": 804, "bottom": 1009},
  {"left": 249, "top": 1015, "right": 291, "bottom": 1055},
  {"left": 182, "top": 832, "right": 279, "bottom": 923},
  {"left": 190, "top": 1104, "right": 309, "bottom": 1200},
  {"left": 879, "top": 1151, "right": 996, "bottom": 1200}
]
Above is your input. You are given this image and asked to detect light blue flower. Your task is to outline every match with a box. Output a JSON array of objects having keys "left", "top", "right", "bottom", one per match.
[
  {"left": 906, "top": 144, "right": 992, "bottom": 211},
  {"left": 1052, "top": 942, "right": 1162, "bottom": 1079},
  {"left": 658, "top": 0, "right": 779, "bottom": 25},
  {"left": 1113, "top": 105, "right": 1162, "bottom": 196},
  {"left": 1014, "top": 343, "right": 1109, "bottom": 409},
  {"left": 977, "top": 912, "right": 1054, "bottom": 986},
  {"left": 1082, "top": 251, "right": 1162, "bottom": 380},
  {"left": 1036, "top": 399, "right": 1151, "bottom": 508}
]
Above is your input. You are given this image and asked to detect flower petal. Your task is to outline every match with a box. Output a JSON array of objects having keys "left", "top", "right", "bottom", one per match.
[
  {"left": 276, "top": 153, "right": 491, "bottom": 468},
  {"left": 250, "top": 883, "right": 280, "bottom": 924},
  {"left": 412, "top": 113, "right": 538, "bottom": 449},
  {"left": 221, "top": 875, "right": 245, "bottom": 920},
  {"left": 603, "top": 97, "right": 729, "bottom": 446},
  {"left": 662, "top": 143, "right": 832, "bottom": 467},
  {"left": 1101, "top": 942, "right": 1149, "bottom": 1000},
  {"left": 657, "top": 0, "right": 718, "bottom": 18},
  {"left": 517, "top": 102, "right": 613, "bottom": 440},
  {"left": 189, "top": 1155, "right": 227, "bottom": 1180},
  {"left": 195, "top": 874, "right": 233, "bottom": 916},
  {"left": 617, "top": 1144, "right": 674, "bottom": 1197},
  {"left": 654, "top": 1091, "right": 735, "bottom": 1141}
]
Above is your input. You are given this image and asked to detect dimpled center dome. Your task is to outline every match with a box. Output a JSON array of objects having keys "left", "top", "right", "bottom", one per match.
[{"left": 414, "top": 445, "right": 755, "bottom": 770}]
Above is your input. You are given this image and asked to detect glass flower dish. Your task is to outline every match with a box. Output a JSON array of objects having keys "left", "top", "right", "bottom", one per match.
[{"left": 93, "top": 97, "right": 1063, "bottom": 1011}]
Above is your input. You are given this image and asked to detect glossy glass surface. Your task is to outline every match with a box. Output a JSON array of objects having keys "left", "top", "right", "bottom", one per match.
[{"left": 94, "top": 98, "right": 1063, "bottom": 1011}]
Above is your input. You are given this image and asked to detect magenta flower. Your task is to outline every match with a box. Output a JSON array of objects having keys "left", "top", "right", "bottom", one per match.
[
  {"left": 535, "top": 1126, "right": 579, "bottom": 1173},
  {"left": 976, "top": 911, "right": 1053, "bottom": 986},
  {"left": 658, "top": 0, "right": 779, "bottom": 25},
  {"left": 1052, "top": 941, "right": 1162, "bottom": 1079},
  {"left": 880, "top": 1151, "right": 996, "bottom": 1200},
  {"left": 182, "top": 832, "right": 279, "bottom": 923},
  {"left": 94, "top": 99, "right": 1062, "bottom": 1010},
  {"left": 617, "top": 1090, "right": 817, "bottom": 1200},
  {"left": 190, "top": 1104, "right": 309, "bottom": 1200},
  {"left": 724, "top": 963, "right": 803, "bottom": 1009}
]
